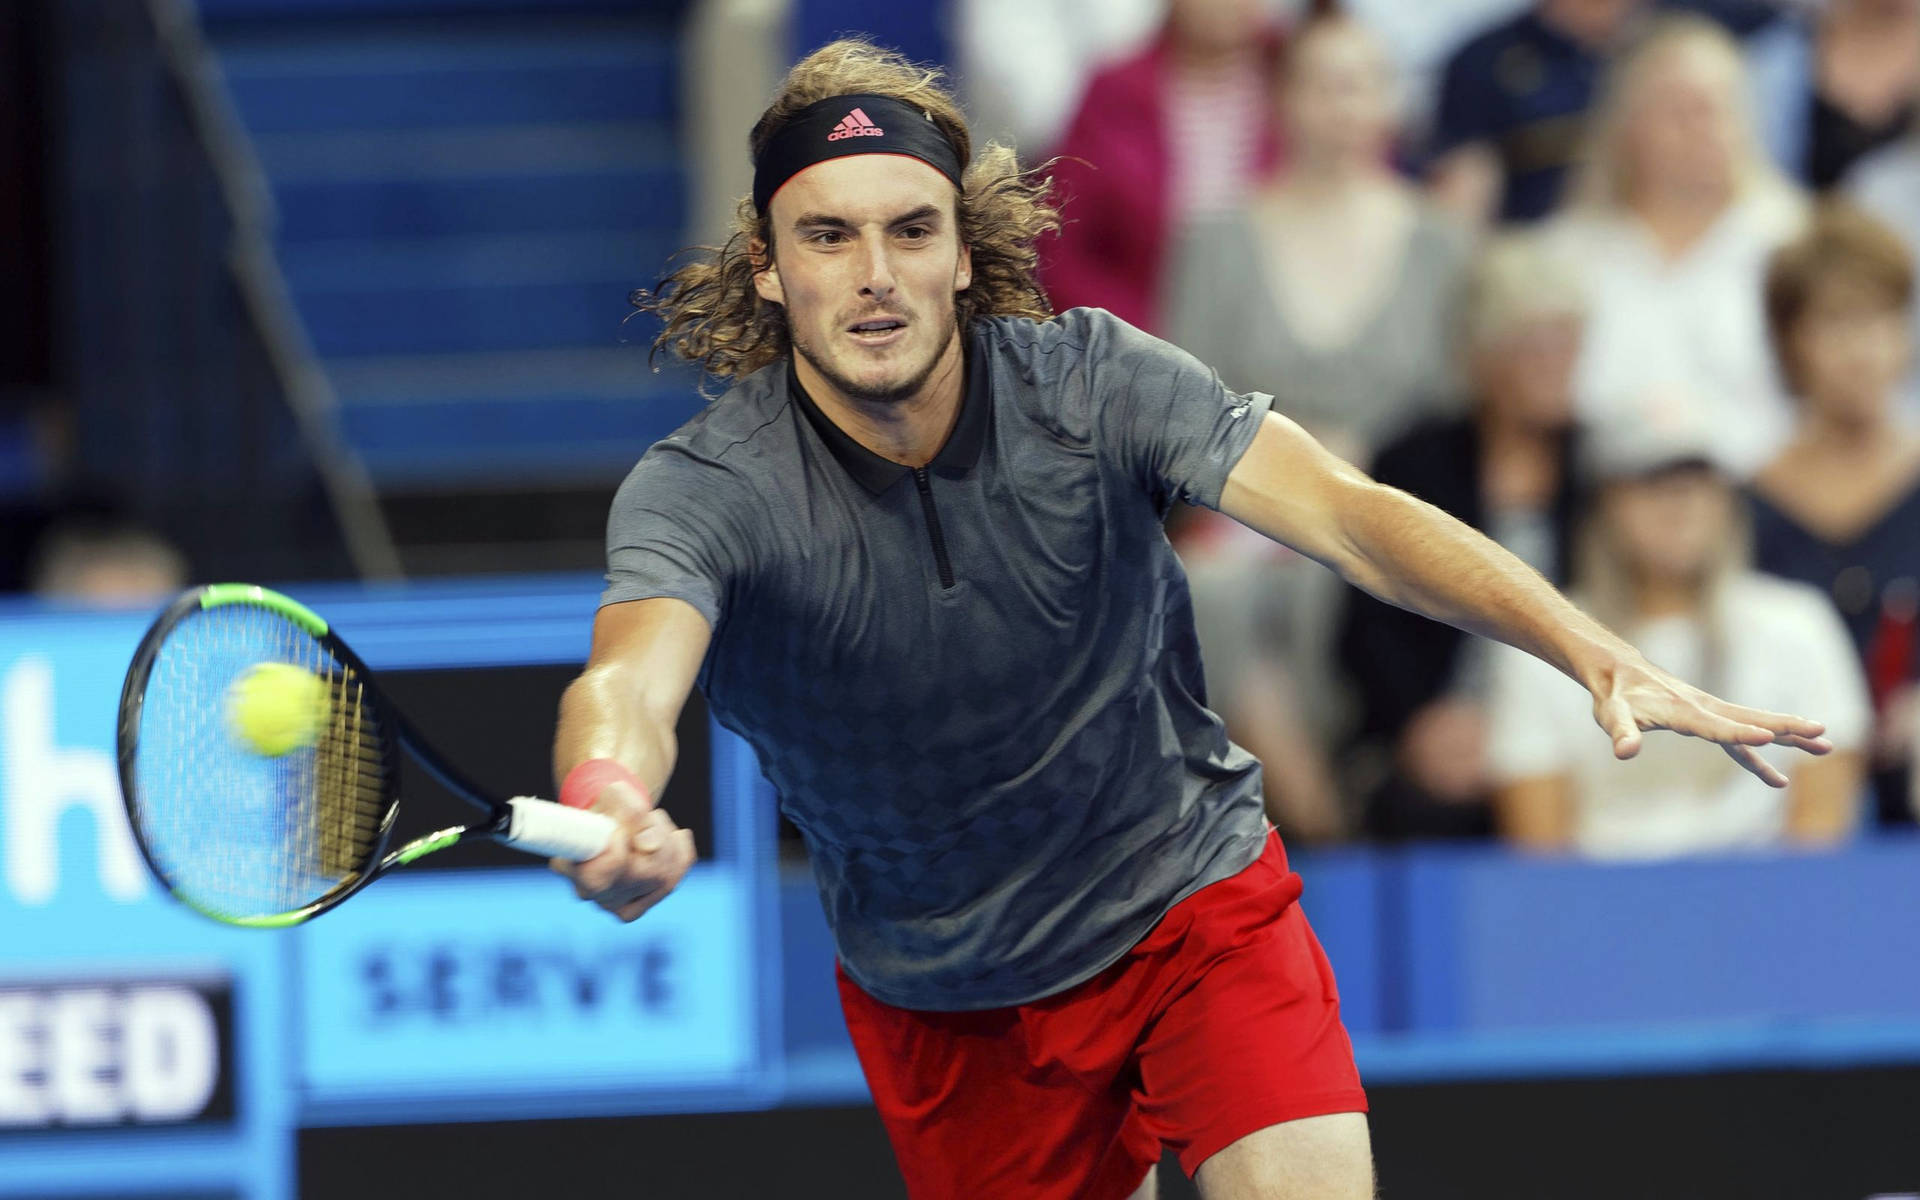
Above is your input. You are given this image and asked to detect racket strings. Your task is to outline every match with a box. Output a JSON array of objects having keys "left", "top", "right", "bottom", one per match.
[
  {"left": 132, "top": 601, "right": 392, "bottom": 920},
  {"left": 312, "top": 667, "right": 384, "bottom": 880}
]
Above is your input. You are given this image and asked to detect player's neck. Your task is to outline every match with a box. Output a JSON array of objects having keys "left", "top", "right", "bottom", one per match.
[{"left": 797, "top": 332, "right": 967, "bottom": 468}]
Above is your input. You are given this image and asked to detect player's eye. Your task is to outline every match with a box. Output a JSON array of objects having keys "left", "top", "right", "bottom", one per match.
[
  {"left": 898, "top": 226, "right": 930, "bottom": 242},
  {"left": 808, "top": 229, "right": 848, "bottom": 246}
]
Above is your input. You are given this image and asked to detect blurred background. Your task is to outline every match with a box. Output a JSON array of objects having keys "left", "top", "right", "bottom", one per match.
[{"left": 3, "top": 0, "right": 1920, "bottom": 1195}]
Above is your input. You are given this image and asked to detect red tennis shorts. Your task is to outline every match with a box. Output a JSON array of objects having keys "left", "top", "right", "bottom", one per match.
[{"left": 837, "top": 830, "right": 1367, "bottom": 1199}]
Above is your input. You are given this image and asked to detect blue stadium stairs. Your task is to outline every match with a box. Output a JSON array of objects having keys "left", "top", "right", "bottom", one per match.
[{"left": 201, "top": 1, "right": 703, "bottom": 573}]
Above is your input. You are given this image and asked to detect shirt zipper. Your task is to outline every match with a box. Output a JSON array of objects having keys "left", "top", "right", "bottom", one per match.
[{"left": 911, "top": 467, "right": 957, "bottom": 590}]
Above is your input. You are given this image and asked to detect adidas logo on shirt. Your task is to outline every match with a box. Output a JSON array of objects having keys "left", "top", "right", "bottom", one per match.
[{"left": 827, "top": 107, "right": 885, "bottom": 141}]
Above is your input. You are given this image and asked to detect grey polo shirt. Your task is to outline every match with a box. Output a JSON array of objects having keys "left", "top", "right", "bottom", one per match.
[{"left": 603, "top": 307, "right": 1274, "bottom": 1010}]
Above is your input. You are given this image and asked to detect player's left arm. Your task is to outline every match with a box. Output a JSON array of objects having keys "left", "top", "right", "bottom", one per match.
[{"left": 1217, "top": 411, "right": 1832, "bottom": 786}]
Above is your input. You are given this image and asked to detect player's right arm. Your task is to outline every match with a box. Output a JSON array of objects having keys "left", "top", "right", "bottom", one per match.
[{"left": 551, "top": 596, "right": 712, "bottom": 922}]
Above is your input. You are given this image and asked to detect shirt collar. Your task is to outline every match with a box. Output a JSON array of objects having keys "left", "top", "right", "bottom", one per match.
[{"left": 788, "top": 327, "right": 990, "bottom": 495}]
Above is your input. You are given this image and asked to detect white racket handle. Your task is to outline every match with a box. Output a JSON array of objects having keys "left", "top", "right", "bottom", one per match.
[{"left": 502, "top": 797, "right": 619, "bottom": 861}]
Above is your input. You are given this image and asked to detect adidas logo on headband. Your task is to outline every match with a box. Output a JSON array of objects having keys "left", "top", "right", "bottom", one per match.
[
  {"left": 827, "top": 107, "right": 885, "bottom": 141},
  {"left": 753, "top": 94, "right": 961, "bottom": 214}
]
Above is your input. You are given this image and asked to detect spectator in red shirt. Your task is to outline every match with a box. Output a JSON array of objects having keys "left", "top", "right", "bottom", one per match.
[{"left": 1040, "top": 0, "right": 1285, "bottom": 332}]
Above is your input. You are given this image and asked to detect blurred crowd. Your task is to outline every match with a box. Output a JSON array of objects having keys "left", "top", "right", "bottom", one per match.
[
  {"left": 7, "top": 0, "right": 1916, "bottom": 859},
  {"left": 961, "top": 0, "right": 1920, "bottom": 856}
]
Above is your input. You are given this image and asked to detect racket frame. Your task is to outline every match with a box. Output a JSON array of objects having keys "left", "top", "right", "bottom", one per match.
[{"left": 118, "top": 584, "right": 536, "bottom": 927}]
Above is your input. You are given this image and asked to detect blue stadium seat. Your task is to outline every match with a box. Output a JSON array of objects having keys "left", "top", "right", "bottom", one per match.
[
  {"left": 208, "top": 10, "right": 702, "bottom": 491},
  {"left": 217, "top": 31, "right": 678, "bottom": 132}
]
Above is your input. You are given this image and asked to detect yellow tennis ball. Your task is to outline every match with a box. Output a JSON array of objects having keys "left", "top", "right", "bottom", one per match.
[{"left": 225, "top": 663, "right": 329, "bottom": 757}]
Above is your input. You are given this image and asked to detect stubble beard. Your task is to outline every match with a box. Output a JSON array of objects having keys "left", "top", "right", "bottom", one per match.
[{"left": 791, "top": 301, "right": 959, "bottom": 406}]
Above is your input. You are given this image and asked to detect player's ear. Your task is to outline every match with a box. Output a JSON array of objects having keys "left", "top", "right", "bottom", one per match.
[
  {"left": 954, "top": 240, "right": 972, "bottom": 294},
  {"left": 750, "top": 235, "right": 785, "bottom": 306}
]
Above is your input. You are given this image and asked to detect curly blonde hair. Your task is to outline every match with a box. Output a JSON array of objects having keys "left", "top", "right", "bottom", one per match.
[{"left": 633, "top": 39, "right": 1060, "bottom": 386}]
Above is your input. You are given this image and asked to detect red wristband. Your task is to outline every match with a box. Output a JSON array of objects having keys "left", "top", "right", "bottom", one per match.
[{"left": 559, "top": 757, "right": 648, "bottom": 811}]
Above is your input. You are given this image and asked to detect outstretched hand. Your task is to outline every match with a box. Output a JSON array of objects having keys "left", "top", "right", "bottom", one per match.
[{"left": 1591, "top": 655, "right": 1832, "bottom": 787}]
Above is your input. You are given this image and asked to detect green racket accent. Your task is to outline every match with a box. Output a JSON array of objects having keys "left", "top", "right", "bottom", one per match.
[
  {"left": 394, "top": 829, "right": 463, "bottom": 865},
  {"left": 199, "top": 583, "right": 328, "bottom": 636},
  {"left": 175, "top": 892, "right": 312, "bottom": 929}
]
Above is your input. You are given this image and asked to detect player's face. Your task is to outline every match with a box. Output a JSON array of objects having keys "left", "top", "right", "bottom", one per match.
[{"left": 756, "top": 156, "right": 973, "bottom": 406}]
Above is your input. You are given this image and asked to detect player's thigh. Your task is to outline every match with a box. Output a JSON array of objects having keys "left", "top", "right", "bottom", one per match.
[
  {"left": 1193, "top": 1112, "right": 1374, "bottom": 1200},
  {"left": 1130, "top": 840, "right": 1368, "bottom": 1179}
]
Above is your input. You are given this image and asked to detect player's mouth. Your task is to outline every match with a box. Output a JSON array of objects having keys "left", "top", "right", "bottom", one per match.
[{"left": 846, "top": 317, "right": 908, "bottom": 347}]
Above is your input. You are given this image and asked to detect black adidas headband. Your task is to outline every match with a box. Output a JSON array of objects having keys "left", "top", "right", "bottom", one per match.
[{"left": 752, "top": 93, "right": 966, "bottom": 217}]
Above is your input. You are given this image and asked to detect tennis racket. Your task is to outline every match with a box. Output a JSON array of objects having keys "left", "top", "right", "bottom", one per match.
[{"left": 117, "top": 583, "right": 619, "bottom": 928}]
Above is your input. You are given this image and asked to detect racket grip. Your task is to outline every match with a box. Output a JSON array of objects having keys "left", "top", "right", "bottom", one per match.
[{"left": 502, "top": 797, "right": 619, "bottom": 861}]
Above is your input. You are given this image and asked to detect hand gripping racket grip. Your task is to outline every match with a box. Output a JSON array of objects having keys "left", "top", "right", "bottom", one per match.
[{"left": 502, "top": 797, "right": 620, "bottom": 861}]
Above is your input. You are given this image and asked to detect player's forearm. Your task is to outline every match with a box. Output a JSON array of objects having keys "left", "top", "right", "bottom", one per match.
[
  {"left": 1338, "top": 481, "right": 1634, "bottom": 694},
  {"left": 553, "top": 663, "right": 679, "bottom": 801}
]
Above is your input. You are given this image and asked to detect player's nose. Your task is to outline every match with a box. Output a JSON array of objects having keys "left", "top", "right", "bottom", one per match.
[{"left": 855, "top": 236, "right": 897, "bottom": 301}]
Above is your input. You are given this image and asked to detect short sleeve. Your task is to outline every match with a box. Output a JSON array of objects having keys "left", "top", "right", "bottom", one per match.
[
  {"left": 600, "top": 453, "right": 741, "bottom": 627},
  {"left": 1486, "top": 640, "right": 1584, "bottom": 783},
  {"left": 1072, "top": 308, "right": 1274, "bottom": 511}
]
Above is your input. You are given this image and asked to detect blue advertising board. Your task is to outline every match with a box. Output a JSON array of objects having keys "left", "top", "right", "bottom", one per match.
[
  {"left": 297, "top": 864, "right": 762, "bottom": 1123},
  {"left": 0, "top": 610, "right": 294, "bottom": 1199},
  {"left": 0, "top": 587, "right": 777, "bottom": 1195}
]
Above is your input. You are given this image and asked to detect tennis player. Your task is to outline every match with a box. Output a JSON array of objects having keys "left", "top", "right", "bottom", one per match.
[{"left": 549, "top": 40, "right": 1830, "bottom": 1200}]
